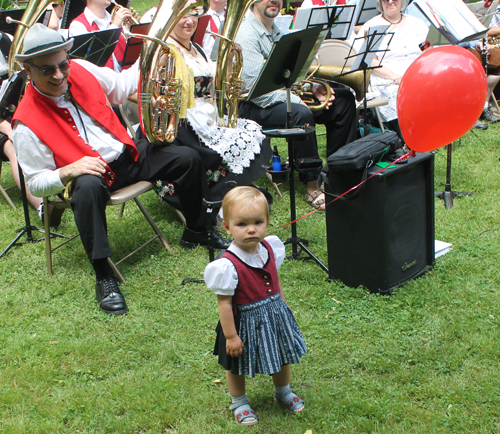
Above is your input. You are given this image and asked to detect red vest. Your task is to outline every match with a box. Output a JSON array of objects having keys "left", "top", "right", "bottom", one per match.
[
  {"left": 72, "top": 13, "right": 127, "bottom": 70},
  {"left": 223, "top": 240, "right": 281, "bottom": 312},
  {"left": 12, "top": 62, "right": 138, "bottom": 187}
]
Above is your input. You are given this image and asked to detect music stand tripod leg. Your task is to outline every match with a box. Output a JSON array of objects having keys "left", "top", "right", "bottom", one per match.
[
  {"left": 282, "top": 135, "right": 328, "bottom": 274},
  {"left": 0, "top": 164, "right": 66, "bottom": 259},
  {"left": 434, "top": 143, "right": 473, "bottom": 210}
]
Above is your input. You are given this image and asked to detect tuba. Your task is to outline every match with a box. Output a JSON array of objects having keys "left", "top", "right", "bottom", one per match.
[
  {"left": 138, "top": 0, "right": 209, "bottom": 145},
  {"left": 306, "top": 63, "right": 371, "bottom": 103},
  {"left": 214, "top": 0, "right": 261, "bottom": 128},
  {"left": 8, "top": 0, "right": 63, "bottom": 75}
]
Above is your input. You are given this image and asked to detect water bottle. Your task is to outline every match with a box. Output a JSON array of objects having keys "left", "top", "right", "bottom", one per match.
[{"left": 272, "top": 145, "right": 282, "bottom": 171}]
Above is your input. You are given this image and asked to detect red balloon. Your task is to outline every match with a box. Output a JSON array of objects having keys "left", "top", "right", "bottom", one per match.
[{"left": 397, "top": 45, "right": 487, "bottom": 153}]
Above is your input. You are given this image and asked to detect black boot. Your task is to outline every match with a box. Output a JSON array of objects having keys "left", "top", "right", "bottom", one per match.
[
  {"left": 95, "top": 276, "right": 129, "bottom": 315},
  {"left": 180, "top": 228, "right": 231, "bottom": 250}
]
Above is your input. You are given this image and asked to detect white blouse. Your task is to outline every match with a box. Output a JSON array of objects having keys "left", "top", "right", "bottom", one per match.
[{"left": 204, "top": 235, "right": 286, "bottom": 296}]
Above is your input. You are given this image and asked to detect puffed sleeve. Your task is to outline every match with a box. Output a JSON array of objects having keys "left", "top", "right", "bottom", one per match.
[
  {"left": 265, "top": 235, "right": 286, "bottom": 271},
  {"left": 204, "top": 258, "right": 239, "bottom": 296}
]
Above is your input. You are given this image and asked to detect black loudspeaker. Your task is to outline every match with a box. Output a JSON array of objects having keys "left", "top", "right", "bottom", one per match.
[{"left": 325, "top": 152, "right": 435, "bottom": 294}]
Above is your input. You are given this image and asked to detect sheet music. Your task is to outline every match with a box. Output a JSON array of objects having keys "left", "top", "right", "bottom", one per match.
[
  {"left": 351, "top": 25, "right": 390, "bottom": 71},
  {"left": 413, "top": 0, "right": 488, "bottom": 45}
]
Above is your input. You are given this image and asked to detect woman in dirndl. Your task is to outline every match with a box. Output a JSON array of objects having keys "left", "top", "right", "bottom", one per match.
[{"left": 204, "top": 186, "right": 306, "bottom": 427}]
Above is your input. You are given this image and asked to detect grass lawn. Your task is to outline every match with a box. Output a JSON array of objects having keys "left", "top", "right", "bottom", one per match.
[{"left": 2, "top": 119, "right": 500, "bottom": 433}]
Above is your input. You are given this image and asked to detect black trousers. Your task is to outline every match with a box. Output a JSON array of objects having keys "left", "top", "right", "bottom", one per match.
[
  {"left": 70, "top": 137, "right": 210, "bottom": 262},
  {"left": 239, "top": 88, "right": 357, "bottom": 183}
]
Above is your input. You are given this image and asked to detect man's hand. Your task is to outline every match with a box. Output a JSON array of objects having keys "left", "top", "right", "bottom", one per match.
[
  {"left": 313, "top": 82, "right": 335, "bottom": 110},
  {"left": 111, "top": 7, "right": 133, "bottom": 27},
  {"left": 226, "top": 335, "right": 244, "bottom": 358},
  {"left": 59, "top": 156, "right": 107, "bottom": 185}
]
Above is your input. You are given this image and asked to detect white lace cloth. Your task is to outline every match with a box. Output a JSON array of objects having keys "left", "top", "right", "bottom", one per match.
[{"left": 181, "top": 44, "right": 266, "bottom": 174}]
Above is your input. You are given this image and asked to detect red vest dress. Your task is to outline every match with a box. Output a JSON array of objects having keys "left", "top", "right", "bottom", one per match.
[
  {"left": 222, "top": 240, "right": 281, "bottom": 313},
  {"left": 12, "top": 62, "right": 138, "bottom": 187}
]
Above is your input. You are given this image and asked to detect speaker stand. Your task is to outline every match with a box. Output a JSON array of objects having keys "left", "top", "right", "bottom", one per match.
[{"left": 434, "top": 143, "right": 472, "bottom": 210}]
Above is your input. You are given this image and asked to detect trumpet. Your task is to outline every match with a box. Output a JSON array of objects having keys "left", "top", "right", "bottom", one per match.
[{"left": 110, "top": 0, "right": 140, "bottom": 27}]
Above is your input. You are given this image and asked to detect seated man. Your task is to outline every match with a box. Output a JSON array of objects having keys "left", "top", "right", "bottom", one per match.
[
  {"left": 235, "top": 0, "right": 357, "bottom": 210},
  {"left": 68, "top": 0, "right": 133, "bottom": 71},
  {"left": 12, "top": 24, "right": 230, "bottom": 316}
]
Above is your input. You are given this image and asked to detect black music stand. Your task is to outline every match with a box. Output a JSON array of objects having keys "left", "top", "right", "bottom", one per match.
[
  {"left": 68, "top": 28, "right": 122, "bottom": 67},
  {"left": 343, "top": 26, "right": 393, "bottom": 136},
  {"left": 356, "top": 0, "right": 379, "bottom": 27},
  {"left": 121, "top": 22, "right": 149, "bottom": 68},
  {"left": 247, "top": 26, "right": 329, "bottom": 273}
]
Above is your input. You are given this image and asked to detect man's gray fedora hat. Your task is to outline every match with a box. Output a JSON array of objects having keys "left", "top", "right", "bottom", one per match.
[{"left": 15, "top": 23, "right": 73, "bottom": 62}]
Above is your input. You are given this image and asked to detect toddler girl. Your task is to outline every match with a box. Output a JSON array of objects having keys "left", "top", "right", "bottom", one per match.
[{"left": 204, "top": 186, "right": 307, "bottom": 426}]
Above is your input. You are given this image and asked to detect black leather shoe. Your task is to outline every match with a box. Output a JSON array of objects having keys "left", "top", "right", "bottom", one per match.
[
  {"left": 95, "top": 276, "right": 129, "bottom": 315},
  {"left": 180, "top": 228, "right": 231, "bottom": 250}
]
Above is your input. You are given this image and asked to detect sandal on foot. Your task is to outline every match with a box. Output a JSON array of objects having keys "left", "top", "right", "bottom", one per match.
[
  {"left": 274, "top": 391, "right": 305, "bottom": 414},
  {"left": 305, "top": 190, "right": 325, "bottom": 210},
  {"left": 230, "top": 400, "right": 258, "bottom": 426}
]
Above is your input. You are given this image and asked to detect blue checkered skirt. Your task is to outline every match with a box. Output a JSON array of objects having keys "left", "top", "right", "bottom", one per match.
[{"left": 214, "top": 293, "right": 306, "bottom": 378}]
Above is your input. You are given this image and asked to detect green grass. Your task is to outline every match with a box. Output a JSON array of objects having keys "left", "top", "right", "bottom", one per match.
[{"left": 2, "top": 121, "right": 500, "bottom": 433}]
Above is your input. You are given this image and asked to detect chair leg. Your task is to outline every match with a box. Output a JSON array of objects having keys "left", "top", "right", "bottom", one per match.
[
  {"left": 0, "top": 183, "right": 16, "bottom": 209},
  {"left": 374, "top": 107, "right": 385, "bottom": 132},
  {"left": 133, "top": 196, "right": 172, "bottom": 251},
  {"left": 266, "top": 172, "right": 283, "bottom": 198},
  {"left": 44, "top": 197, "right": 53, "bottom": 276},
  {"left": 108, "top": 257, "right": 126, "bottom": 283}
]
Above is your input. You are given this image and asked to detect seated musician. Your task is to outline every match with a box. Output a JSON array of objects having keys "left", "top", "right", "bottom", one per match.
[
  {"left": 352, "top": 0, "right": 428, "bottom": 138},
  {"left": 236, "top": 0, "right": 357, "bottom": 210},
  {"left": 12, "top": 24, "right": 231, "bottom": 316},
  {"left": 463, "top": 5, "right": 500, "bottom": 125},
  {"left": 460, "top": 38, "right": 500, "bottom": 127},
  {"left": 156, "top": 14, "right": 271, "bottom": 208},
  {"left": 68, "top": 0, "right": 133, "bottom": 71}
]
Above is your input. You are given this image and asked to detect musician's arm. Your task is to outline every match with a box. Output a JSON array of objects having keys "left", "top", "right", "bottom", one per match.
[
  {"left": 72, "top": 59, "right": 139, "bottom": 104},
  {"left": 371, "top": 57, "right": 403, "bottom": 83}
]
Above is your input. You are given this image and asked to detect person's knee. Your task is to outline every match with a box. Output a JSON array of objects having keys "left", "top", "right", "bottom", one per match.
[
  {"left": 294, "top": 103, "right": 315, "bottom": 126},
  {"left": 71, "top": 175, "right": 110, "bottom": 206}
]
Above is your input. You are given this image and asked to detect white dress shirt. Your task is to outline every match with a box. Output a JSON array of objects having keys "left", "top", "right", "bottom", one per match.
[
  {"left": 202, "top": 8, "right": 225, "bottom": 58},
  {"left": 12, "top": 59, "right": 139, "bottom": 198}
]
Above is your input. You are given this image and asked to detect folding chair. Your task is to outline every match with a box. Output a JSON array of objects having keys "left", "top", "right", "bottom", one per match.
[
  {"left": 44, "top": 180, "right": 172, "bottom": 283},
  {"left": 0, "top": 162, "right": 17, "bottom": 209}
]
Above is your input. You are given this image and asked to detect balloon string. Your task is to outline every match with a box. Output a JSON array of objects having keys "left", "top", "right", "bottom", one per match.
[{"left": 274, "top": 151, "right": 416, "bottom": 231}]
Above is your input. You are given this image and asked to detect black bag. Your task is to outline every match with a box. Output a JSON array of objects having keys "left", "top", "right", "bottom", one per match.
[{"left": 319, "top": 132, "right": 402, "bottom": 200}]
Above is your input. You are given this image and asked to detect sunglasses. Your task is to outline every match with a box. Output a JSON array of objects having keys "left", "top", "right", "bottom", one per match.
[
  {"left": 27, "top": 59, "right": 70, "bottom": 77},
  {"left": 381, "top": 0, "right": 399, "bottom": 3}
]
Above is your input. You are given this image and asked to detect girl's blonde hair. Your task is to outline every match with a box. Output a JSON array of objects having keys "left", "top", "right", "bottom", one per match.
[{"left": 222, "top": 186, "right": 270, "bottom": 223}]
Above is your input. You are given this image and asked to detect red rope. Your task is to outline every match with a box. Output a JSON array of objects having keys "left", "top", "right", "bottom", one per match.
[{"left": 275, "top": 151, "right": 416, "bottom": 231}]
